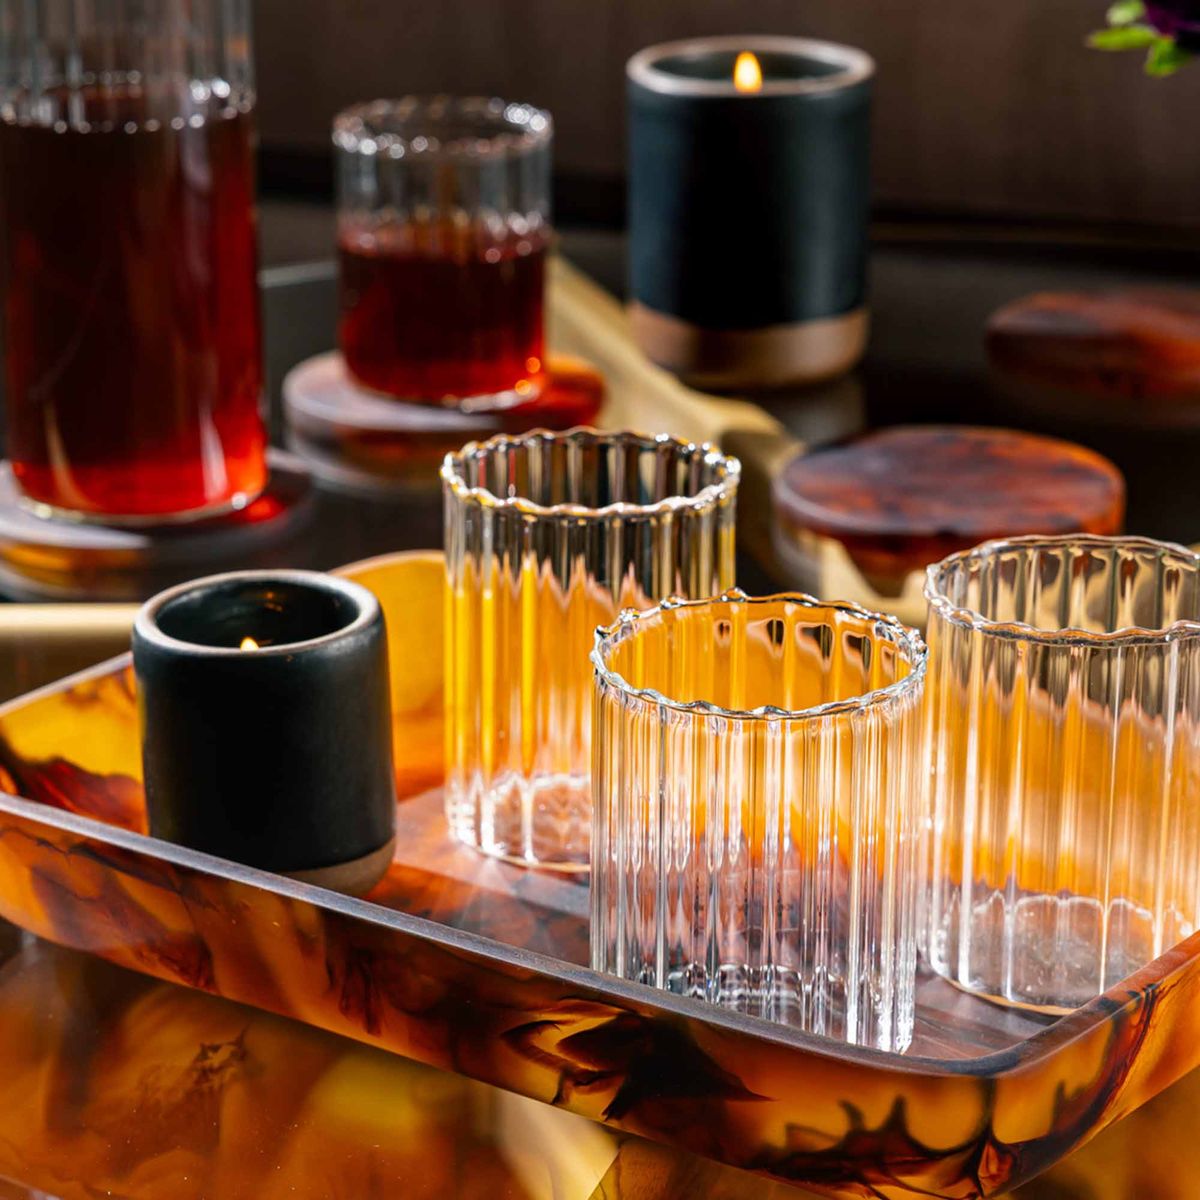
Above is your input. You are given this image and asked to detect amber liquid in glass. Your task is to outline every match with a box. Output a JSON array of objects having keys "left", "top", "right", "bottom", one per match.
[
  {"left": 0, "top": 89, "right": 267, "bottom": 520},
  {"left": 338, "top": 219, "right": 547, "bottom": 402}
]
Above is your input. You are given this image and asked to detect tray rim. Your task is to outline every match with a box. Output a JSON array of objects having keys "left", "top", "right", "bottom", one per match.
[{"left": 0, "top": 649, "right": 1195, "bottom": 1084}]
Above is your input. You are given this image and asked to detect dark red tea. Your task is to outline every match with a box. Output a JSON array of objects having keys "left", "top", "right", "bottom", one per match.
[
  {"left": 0, "top": 90, "right": 267, "bottom": 520},
  {"left": 337, "top": 219, "right": 548, "bottom": 402}
]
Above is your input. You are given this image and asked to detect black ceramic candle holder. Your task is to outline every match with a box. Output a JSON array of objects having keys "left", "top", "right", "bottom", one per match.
[
  {"left": 627, "top": 35, "right": 874, "bottom": 390},
  {"left": 132, "top": 569, "right": 396, "bottom": 895}
]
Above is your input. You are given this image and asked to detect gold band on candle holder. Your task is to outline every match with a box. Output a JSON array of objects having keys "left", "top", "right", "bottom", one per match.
[
  {"left": 629, "top": 302, "right": 868, "bottom": 390},
  {"left": 282, "top": 837, "right": 397, "bottom": 897}
]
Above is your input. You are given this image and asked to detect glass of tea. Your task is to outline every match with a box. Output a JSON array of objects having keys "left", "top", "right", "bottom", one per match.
[
  {"left": 334, "top": 96, "right": 552, "bottom": 405},
  {"left": 0, "top": 0, "right": 268, "bottom": 523}
]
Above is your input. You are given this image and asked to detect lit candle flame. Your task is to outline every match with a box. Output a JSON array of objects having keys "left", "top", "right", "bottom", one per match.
[
  {"left": 733, "top": 51, "right": 763, "bottom": 93},
  {"left": 240, "top": 636, "right": 260, "bottom": 651}
]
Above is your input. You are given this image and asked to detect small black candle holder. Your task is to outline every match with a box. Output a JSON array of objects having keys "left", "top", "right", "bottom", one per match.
[{"left": 132, "top": 569, "right": 396, "bottom": 896}]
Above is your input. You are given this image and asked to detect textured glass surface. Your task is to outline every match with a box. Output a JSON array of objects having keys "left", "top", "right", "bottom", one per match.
[
  {"left": 591, "top": 591, "right": 926, "bottom": 1051},
  {"left": 334, "top": 96, "right": 553, "bottom": 403},
  {"left": 334, "top": 95, "right": 551, "bottom": 228},
  {"left": 0, "top": 0, "right": 267, "bottom": 521},
  {"left": 925, "top": 535, "right": 1200, "bottom": 1012},
  {"left": 442, "top": 429, "right": 738, "bottom": 870}
]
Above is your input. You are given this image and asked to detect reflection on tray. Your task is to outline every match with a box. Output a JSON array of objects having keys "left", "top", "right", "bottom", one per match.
[
  {"left": 0, "top": 922, "right": 1193, "bottom": 1198},
  {"left": 0, "top": 936, "right": 616, "bottom": 1200}
]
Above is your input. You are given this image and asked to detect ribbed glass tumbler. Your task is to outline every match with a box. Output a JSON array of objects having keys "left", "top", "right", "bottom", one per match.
[
  {"left": 442, "top": 428, "right": 739, "bottom": 870},
  {"left": 591, "top": 592, "right": 927, "bottom": 1051},
  {"left": 926, "top": 535, "right": 1200, "bottom": 1012},
  {"left": 335, "top": 96, "right": 552, "bottom": 403}
]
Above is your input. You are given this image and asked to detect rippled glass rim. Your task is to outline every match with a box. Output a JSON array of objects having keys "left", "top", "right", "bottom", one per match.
[
  {"left": 332, "top": 95, "right": 552, "bottom": 159},
  {"left": 926, "top": 534, "right": 1200, "bottom": 645},
  {"left": 591, "top": 588, "right": 927, "bottom": 721},
  {"left": 440, "top": 426, "right": 740, "bottom": 519}
]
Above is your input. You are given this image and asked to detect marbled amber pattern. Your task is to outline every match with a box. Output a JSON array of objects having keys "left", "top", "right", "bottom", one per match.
[
  {"left": 0, "top": 933, "right": 1198, "bottom": 1199},
  {"left": 773, "top": 427, "right": 1124, "bottom": 591},
  {"left": 0, "top": 552, "right": 1195, "bottom": 1199},
  {"left": 986, "top": 289, "right": 1200, "bottom": 424},
  {"left": 0, "top": 940, "right": 588, "bottom": 1200}
]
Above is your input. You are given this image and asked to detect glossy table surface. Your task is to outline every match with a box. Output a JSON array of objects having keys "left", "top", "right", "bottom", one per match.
[
  {"left": 0, "top": 921, "right": 1198, "bottom": 1200},
  {"left": 2, "top": 219, "right": 1200, "bottom": 1197}
]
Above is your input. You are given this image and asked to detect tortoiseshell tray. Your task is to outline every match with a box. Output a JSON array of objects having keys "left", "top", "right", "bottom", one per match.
[{"left": 0, "top": 550, "right": 1198, "bottom": 1200}]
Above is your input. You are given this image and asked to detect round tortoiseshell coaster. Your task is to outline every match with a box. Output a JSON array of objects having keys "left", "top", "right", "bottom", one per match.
[
  {"left": 0, "top": 450, "right": 314, "bottom": 601},
  {"left": 773, "top": 425, "right": 1126, "bottom": 597},
  {"left": 987, "top": 289, "right": 1200, "bottom": 428},
  {"left": 283, "top": 351, "right": 605, "bottom": 495}
]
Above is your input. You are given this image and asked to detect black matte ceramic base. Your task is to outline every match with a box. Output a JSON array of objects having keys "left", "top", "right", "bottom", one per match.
[
  {"left": 627, "top": 36, "right": 872, "bottom": 379},
  {"left": 628, "top": 34, "right": 873, "bottom": 350},
  {"left": 133, "top": 569, "right": 397, "bottom": 887}
]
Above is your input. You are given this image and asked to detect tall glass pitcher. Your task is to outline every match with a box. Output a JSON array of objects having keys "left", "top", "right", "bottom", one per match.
[{"left": 0, "top": 0, "right": 267, "bottom": 523}]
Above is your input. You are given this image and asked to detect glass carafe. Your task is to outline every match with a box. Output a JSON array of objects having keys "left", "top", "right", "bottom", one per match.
[{"left": 0, "top": 0, "right": 267, "bottom": 523}]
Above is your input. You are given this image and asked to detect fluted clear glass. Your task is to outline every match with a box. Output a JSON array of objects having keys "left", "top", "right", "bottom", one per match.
[
  {"left": 591, "top": 591, "right": 927, "bottom": 1051},
  {"left": 925, "top": 535, "right": 1200, "bottom": 1012},
  {"left": 442, "top": 428, "right": 739, "bottom": 870}
]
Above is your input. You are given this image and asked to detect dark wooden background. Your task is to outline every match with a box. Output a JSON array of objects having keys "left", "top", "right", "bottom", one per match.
[{"left": 254, "top": 0, "right": 1200, "bottom": 232}]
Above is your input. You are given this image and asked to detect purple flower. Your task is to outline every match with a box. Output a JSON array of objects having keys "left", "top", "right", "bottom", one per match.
[{"left": 1146, "top": 1, "right": 1200, "bottom": 48}]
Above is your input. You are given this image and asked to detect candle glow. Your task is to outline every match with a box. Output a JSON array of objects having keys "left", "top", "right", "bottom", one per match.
[
  {"left": 733, "top": 51, "right": 763, "bottom": 93},
  {"left": 240, "top": 636, "right": 260, "bottom": 651}
]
